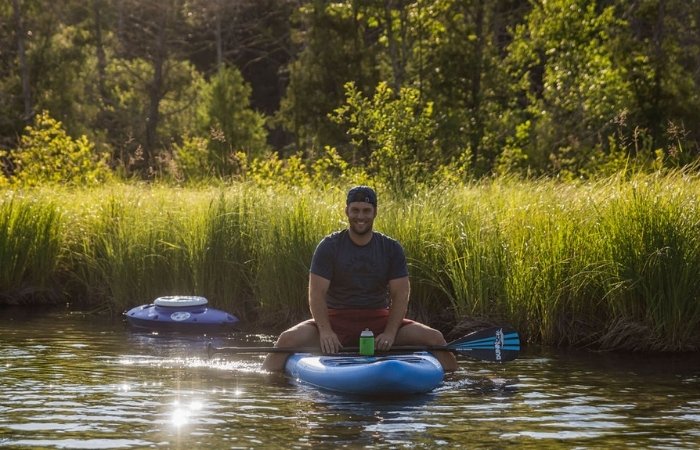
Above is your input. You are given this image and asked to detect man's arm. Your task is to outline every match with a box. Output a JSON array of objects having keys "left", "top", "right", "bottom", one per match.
[
  {"left": 375, "top": 276, "right": 410, "bottom": 351},
  {"left": 309, "top": 272, "right": 342, "bottom": 353}
]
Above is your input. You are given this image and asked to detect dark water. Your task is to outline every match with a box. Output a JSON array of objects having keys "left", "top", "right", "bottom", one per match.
[{"left": 0, "top": 309, "right": 698, "bottom": 449}]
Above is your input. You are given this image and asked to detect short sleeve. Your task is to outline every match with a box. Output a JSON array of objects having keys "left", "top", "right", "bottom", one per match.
[
  {"left": 388, "top": 240, "right": 409, "bottom": 280},
  {"left": 309, "top": 236, "right": 334, "bottom": 280}
]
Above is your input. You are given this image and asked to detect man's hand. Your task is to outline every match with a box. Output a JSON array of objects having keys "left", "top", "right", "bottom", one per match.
[
  {"left": 319, "top": 330, "right": 342, "bottom": 354},
  {"left": 375, "top": 332, "right": 396, "bottom": 351}
]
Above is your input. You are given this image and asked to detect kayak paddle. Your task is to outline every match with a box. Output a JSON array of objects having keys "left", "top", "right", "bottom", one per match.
[{"left": 208, "top": 326, "right": 520, "bottom": 362}]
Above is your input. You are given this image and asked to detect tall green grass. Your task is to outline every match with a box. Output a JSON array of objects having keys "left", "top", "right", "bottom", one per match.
[
  {"left": 0, "top": 192, "right": 62, "bottom": 302},
  {"left": 594, "top": 175, "right": 700, "bottom": 350},
  {"left": 1, "top": 173, "right": 699, "bottom": 351},
  {"left": 384, "top": 174, "right": 700, "bottom": 350},
  {"left": 57, "top": 185, "right": 254, "bottom": 316},
  {"left": 242, "top": 186, "right": 341, "bottom": 325}
]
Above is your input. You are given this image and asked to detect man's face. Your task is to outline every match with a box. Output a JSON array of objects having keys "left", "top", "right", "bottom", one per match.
[{"left": 346, "top": 202, "right": 376, "bottom": 235}]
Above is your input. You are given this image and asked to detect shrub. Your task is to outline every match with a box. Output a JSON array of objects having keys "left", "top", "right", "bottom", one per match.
[{"left": 2, "top": 111, "right": 111, "bottom": 187}]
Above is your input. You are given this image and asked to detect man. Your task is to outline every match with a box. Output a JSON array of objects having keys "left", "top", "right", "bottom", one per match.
[{"left": 262, "top": 186, "right": 458, "bottom": 372}]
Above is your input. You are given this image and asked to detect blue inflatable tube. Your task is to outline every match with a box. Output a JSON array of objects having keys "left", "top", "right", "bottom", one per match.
[
  {"left": 285, "top": 352, "right": 444, "bottom": 396},
  {"left": 124, "top": 296, "right": 239, "bottom": 332}
]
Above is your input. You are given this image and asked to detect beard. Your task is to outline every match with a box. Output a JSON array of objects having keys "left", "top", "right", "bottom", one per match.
[{"left": 349, "top": 219, "right": 373, "bottom": 235}]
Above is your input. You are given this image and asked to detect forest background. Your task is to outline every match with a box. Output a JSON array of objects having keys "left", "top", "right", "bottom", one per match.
[
  {"left": 2, "top": 0, "right": 700, "bottom": 183},
  {"left": 1, "top": 0, "right": 700, "bottom": 352}
]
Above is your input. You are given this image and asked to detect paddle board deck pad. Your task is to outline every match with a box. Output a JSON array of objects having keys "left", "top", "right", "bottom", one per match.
[
  {"left": 285, "top": 352, "right": 445, "bottom": 396},
  {"left": 124, "top": 296, "right": 239, "bottom": 332}
]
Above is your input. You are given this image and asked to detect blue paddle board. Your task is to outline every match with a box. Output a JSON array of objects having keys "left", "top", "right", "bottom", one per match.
[{"left": 285, "top": 352, "right": 444, "bottom": 396}]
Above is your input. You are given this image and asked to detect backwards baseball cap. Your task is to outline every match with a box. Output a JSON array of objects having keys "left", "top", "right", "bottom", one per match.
[{"left": 346, "top": 185, "right": 377, "bottom": 207}]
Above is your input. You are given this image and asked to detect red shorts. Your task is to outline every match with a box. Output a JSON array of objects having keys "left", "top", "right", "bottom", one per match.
[{"left": 307, "top": 308, "right": 414, "bottom": 346}]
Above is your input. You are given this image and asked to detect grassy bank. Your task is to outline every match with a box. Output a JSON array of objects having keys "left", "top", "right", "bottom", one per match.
[{"left": 1, "top": 173, "right": 699, "bottom": 352}]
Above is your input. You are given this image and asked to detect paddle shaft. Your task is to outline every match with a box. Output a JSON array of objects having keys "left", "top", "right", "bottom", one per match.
[
  {"left": 208, "top": 344, "right": 452, "bottom": 354},
  {"left": 207, "top": 326, "right": 520, "bottom": 362}
]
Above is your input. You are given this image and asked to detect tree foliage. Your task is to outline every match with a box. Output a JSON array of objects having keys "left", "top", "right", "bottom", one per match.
[
  {"left": 332, "top": 81, "right": 439, "bottom": 191},
  {"left": 197, "top": 66, "right": 268, "bottom": 160},
  {"left": 1, "top": 0, "right": 700, "bottom": 185},
  {"left": 1, "top": 110, "right": 111, "bottom": 186},
  {"left": 278, "top": 0, "right": 383, "bottom": 156},
  {"left": 507, "top": 0, "right": 632, "bottom": 176}
]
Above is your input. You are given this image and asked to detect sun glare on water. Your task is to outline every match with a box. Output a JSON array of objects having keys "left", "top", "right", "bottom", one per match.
[{"left": 171, "top": 399, "right": 205, "bottom": 427}]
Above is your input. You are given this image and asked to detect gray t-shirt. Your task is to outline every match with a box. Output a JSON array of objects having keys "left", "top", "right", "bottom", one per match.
[{"left": 309, "top": 230, "right": 409, "bottom": 309}]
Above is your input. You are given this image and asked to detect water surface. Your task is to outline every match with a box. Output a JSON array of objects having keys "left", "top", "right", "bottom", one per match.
[{"left": 1, "top": 309, "right": 698, "bottom": 448}]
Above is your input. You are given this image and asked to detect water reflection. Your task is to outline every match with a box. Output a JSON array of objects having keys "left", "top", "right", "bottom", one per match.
[{"left": 0, "top": 309, "right": 699, "bottom": 448}]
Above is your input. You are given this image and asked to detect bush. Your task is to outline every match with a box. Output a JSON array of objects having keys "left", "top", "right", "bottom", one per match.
[
  {"left": 332, "top": 82, "right": 439, "bottom": 193},
  {"left": 1, "top": 111, "right": 111, "bottom": 187}
]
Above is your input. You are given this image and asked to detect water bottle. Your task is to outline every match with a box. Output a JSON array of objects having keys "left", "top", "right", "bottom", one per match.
[{"left": 359, "top": 328, "right": 374, "bottom": 356}]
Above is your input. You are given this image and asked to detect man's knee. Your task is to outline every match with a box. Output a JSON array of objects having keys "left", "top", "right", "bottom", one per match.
[
  {"left": 398, "top": 322, "right": 447, "bottom": 346},
  {"left": 275, "top": 322, "right": 316, "bottom": 347},
  {"left": 425, "top": 327, "right": 447, "bottom": 346},
  {"left": 275, "top": 329, "right": 294, "bottom": 346}
]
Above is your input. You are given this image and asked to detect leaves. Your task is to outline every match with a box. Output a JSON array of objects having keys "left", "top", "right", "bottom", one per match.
[
  {"left": 2, "top": 1, "right": 700, "bottom": 182},
  {"left": 5, "top": 111, "right": 111, "bottom": 187},
  {"left": 332, "top": 81, "right": 438, "bottom": 192}
]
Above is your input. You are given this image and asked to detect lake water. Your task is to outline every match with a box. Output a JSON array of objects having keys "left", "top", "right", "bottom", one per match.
[{"left": 1, "top": 308, "right": 699, "bottom": 448}]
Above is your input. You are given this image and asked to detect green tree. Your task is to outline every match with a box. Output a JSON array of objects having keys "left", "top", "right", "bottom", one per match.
[
  {"left": 278, "top": 0, "right": 382, "bottom": 157},
  {"left": 10, "top": 0, "right": 32, "bottom": 123},
  {"left": 616, "top": 0, "right": 700, "bottom": 162},
  {"left": 413, "top": 0, "right": 526, "bottom": 174},
  {"left": 110, "top": 0, "right": 197, "bottom": 174},
  {"left": 102, "top": 56, "right": 202, "bottom": 176},
  {"left": 506, "top": 0, "right": 633, "bottom": 176},
  {"left": 332, "top": 81, "right": 438, "bottom": 192},
  {"left": 32, "top": 20, "right": 102, "bottom": 142},
  {"left": 0, "top": 0, "right": 65, "bottom": 147},
  {"left": 183, "top": 0, "right": 295, "bottom": 115},
  {"left": 1, "top": 110, "right": 111, "bottom": 186},
  {"left": 195, "top": 65, "right": 268, "bottom": 171}
]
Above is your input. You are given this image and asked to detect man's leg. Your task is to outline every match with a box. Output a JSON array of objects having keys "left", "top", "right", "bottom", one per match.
[
  {"left": 261, "top": 321, "right": 319, "bottom": 372},
  {"left": 395, "top": 322, "right": 458, "bottom": 372}
]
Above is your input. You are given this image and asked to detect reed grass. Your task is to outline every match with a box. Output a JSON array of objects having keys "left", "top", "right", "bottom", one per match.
[
  {"left": 1, "top": 173, "right": 699, "bottom": 351},
  {"left": 242, "top": 186, "right": 341, "bottom": 326},
  {"left": 382, "top": 173, "right": 700, "bottom": 350},
  {"left": 593, "top": 174, "right": 700, "bottom": 350},
  {"left": 0, "top": 192, "right": 62, "bottom": 302},
  {"left": 56, "top": 185, "right": 256, "bottom": 317}
]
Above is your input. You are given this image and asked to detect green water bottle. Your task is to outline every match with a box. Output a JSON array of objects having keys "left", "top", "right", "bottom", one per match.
[{"left": 359, "top": 328, "right": 374, "bottom": 356}]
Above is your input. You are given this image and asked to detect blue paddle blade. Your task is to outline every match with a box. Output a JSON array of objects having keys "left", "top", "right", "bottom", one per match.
[{"left": 447, "top": 327, "right": 520, "bottom": 362}]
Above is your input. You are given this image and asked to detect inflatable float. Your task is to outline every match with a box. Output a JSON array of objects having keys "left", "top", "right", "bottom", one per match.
[{"left": 124, "top": 296, "right": 239, "bottom": 332}]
